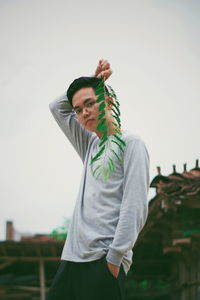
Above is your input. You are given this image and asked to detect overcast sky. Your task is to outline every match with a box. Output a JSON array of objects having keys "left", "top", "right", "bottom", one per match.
[{"left": 0, "top": 0, "right": 199, "bottom": 240}]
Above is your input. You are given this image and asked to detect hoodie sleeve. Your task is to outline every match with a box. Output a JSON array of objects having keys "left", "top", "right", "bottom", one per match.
[
  {"left": 106, "top": 137, "right": 150, "bottom": 267},
  {"left": 49, "top": 92, "right": 95, "bottom": 163}
]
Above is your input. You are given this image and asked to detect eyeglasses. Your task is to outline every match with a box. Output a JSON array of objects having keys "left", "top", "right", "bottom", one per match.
[{"left": 72, "top": 100, "right": 96, "bottom": 115}]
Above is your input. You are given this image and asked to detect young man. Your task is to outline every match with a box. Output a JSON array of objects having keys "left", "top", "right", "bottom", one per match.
[{"left": 46, "top": 59, "right": 150, "bottom": 300}]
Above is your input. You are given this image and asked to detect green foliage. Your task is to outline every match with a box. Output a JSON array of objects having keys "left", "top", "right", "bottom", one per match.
[
  {"left": 89, "top": 79, "right": 126, "bottom": 180},
  {"left": 139, "top": 280, "right": 148, "bottom": 289},
  {"left": 183, "top": 229, "right": 200, "bottom": 237},
  {"left": 48, "top": 217, "right": 71, "bottom": 241}
]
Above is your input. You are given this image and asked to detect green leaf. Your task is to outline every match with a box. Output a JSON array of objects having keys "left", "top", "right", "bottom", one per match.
[
  {"left": 99, "top": 135, "right": 108, "bottom": 147},
  {"left": 97, "top": 122, "right": 107, "bottom": 133},
  {"left": 112, "top": 121, "right": 119, "bottom": 127},
  {"left": 90, "top": 82, "right": 125, "bottom": 180},
  {"left": 113, "top": 115, "right": 121, "bottom": 126},
  {"left": 109, "top": 157, "right": 115, "bottom": 171},
  {"left": 98, "top": 118, "right": 106, "bottom": 125},
  {"left": 96, "top": 118, "right": 106, "bottom": 131},
  {"left": 90, "top": 145, "right": 105, "bottom": 164},
  {"left": 113, "top": 134, "right": 126, "bottom": 146},
  {"left": 111, "top": 108, "right": 120, "bottom": 119},
  {"left": 111, "top": 122, "right": 121, "bottom": 134},
  {"left": 107, "top": 85, "right": 117, "bottom": 98},
  {"left": 110, "top": 148, "right": 122, "bottom": 162},
  {"left": 108, "top": 161, "right": 112, "bottom": 173},
  {"left": 98, "top": 110, "right": 106, "bottom": 120},
  {"left": 113, "top": 128, "right": 121, "bottom": 135},
  {"left": 97, "top": 125, "right": 107, "bottom": 133},
  {"left": 102, "top": 167, "right": 111, "bottom": 180},
  {"left": 108, "top": 158, "right": 114, "bottom": 173},
  {"left": 96, "top": 93, "right": 105, "bottom": 102},
  {"left": 95, "top": 89, "right": 105, "bottom": 96},
  {"left": 115, "top": 100, "right": 120, "bottom": 106},
  {"left": 109, "top": 101, "right": 120, "bottom": 115},
  {"left": 101, "top": 131, "right": 108, "bottom": 140},
  {"left": 95, "top": 84, "right": 105, "bottom": 95},
  {"left": 99, "top": 101, "right": 106, "bottom": 111},
  {"left": 93, "top": 165, "right": 101, "bottom": 176},
  {"left": 111, "top": 139, "right": 125, "bottom": 152}
]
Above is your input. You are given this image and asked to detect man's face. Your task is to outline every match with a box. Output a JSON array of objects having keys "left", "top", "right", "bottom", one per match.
[{"left": 72, "top": 87, "right": 103, "bottom": 132}]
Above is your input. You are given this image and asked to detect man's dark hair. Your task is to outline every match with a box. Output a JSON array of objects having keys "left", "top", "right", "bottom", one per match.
[{"left": 66, "top": 76, "right": 109, "bottom": 107}]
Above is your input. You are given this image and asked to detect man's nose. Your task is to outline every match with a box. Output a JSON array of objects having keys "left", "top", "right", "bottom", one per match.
[{"left": 82, "top": 107, "right": 90, "bottom": 117}]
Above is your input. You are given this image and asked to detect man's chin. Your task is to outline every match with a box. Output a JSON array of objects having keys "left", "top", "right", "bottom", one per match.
[
  {"left": 85, "top": 121, "right": 97, "bottom": 131},
  {"left": 86, "top": 125, "right": 95, "bottom": 132}
]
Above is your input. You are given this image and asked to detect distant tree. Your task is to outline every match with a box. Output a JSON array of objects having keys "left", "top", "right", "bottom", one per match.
[{"left": 49, "top": 217, "right": 71, "bottom": 241}]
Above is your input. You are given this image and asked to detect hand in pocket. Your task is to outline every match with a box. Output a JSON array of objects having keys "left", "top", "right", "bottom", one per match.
[{"left": 106, "top": 261, "right": 120, "bottom": 279}]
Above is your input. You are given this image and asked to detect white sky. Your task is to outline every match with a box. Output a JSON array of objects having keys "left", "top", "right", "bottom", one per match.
[{"left": 0, "top": 0, "right": 199, "bottom": 240}]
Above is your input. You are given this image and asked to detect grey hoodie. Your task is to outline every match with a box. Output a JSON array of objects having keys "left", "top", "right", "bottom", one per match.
[{"left": 49, "top": 92, "right": 150, "bottom": 275}]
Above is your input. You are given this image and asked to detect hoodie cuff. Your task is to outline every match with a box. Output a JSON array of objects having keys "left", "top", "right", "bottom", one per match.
[{"left": 105, "top": 249, "right": 123, "bottom": 267}]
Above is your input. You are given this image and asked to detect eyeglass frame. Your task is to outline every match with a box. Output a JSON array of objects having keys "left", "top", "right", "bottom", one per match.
[{"left": 72, "top": 98, "right": 97, "bottom": 115}]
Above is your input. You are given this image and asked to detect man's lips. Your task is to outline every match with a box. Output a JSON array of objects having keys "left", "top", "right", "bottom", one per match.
[{"left": 85, "top": 119, "right": 95, "bottom": 125}]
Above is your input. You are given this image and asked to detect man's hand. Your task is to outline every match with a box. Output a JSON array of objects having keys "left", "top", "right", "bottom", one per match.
[
  {"left": 107, "top": 261, "right": 120, "bottom": 278},
  {"left": 93, "top": 59, "right": 112, "bottom": 81}
]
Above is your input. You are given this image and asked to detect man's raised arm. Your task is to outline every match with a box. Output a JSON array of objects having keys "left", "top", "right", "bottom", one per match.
[
  {"left": 49, "top": 59, "right": 112, "bottom": 162},
  {"left": 49, "top": 93, "right": 94, "bottom": 163}
]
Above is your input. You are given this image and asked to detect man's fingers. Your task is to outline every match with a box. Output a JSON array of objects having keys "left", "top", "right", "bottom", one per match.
[
  {"left": 101, "top": 60, "right": 110, "bottom": 70},
  {"left": 94, "top": 66, "right": 101, "bottom": 76},
  {"left": 96, "top": 70, "right": 107, "bottom": 79},
  {"left": 97, "top": 69, "right": 112, "bottom": 80},
  {"left": 94, "top": 59, "right": 112, "bottom": 79},
  {"left": 94, "top": 62, "right": 102, "bottom": 76},
  {"left": 94, "top": 59, "right": 106, "bottom": 76},
  {"left": 99, "top": 59, "right": 110, "bottom": 70}
]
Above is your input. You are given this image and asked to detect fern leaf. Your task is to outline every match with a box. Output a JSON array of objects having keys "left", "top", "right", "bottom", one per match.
[
  {"left": 108, "top": 157, "right": 114, "bottom": 172},
  {"left": 111, "top": 139, "right": 125, "bottom": 152},
  {"left": 113, "top": 116, "right": 121, "bottom": 128},
  {"left": 102, "top": 167, "right": 111, "bottom": 180},
  {"left": 96, "top": 93, "right": 105, "bottom": 102},
  {"left": 96, "top": 118, "right": 106, "bottom": 131},
  {"left": 109, "top": 101, "right": 120, "bottom": 115},
  {"left": 111, "top": 122, "right": 121, "bottom": 134},
  {"left": 99, "top": 135, "right": 108, "bottom": 147},
  {"left": 90, "top": 145, "right": 105, "bottom": 164},
  {"left": 99, "top": 101, "right": 106, "bottom": 111},
  {"left": 112, "top": 121, "right": 119, "bottom": 127},
  {"left": 98, "top": 110, "right": 106, "bottom": 120},
  {"left": 111, "top": 107, "right": 120, "bottom": 117},
  {"left": 110, "top": 148, "right": 122, "bottom": 163},
  {"left": 107, "top": 85, "right": 117, "bottom": 98},
  {"left": 113, "top": 134, "right": 126, "bottom": 147},
  {"left": 90, "top": 80, "right": 125, "bottom": 180},
  {"left": 109, "top": 157, "right": 115, "bottom": 171},
  {"left": 95, "top": 85, "right": 105, "bottom": 95},
  {"left": 93, "top": 165, "right": 101, "bottom": 176},
  {"left": 115, "top": 100, "right": 120, "bottom": 106}
]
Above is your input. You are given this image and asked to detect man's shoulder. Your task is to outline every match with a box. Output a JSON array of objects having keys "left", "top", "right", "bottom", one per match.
[
  {"left": 121, "top": 130, "right": 146, "bottom": 146},
  {"left": 121, "top": 130, "right": 150, "bottom": 161}
]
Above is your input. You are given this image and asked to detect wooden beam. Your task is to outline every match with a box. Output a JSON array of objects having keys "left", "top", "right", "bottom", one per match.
[
  {"left": 172, "top": 238, "right": 191, "bottom": 246},
  {"left": 0, "top": 292, "right": 32, "bottom": 298},
  {"left": 0, "top": 256, "right": 60, "bottom": 261},
  {"left": 163, "top": 247, "right": 181, "bottom": 254},
  {"left": 39, "top": 260, "right": 46, "bottom": 300},
  {"left": 0, "top": 260, "right": 15, "bottom": 270},
  {"left": 9, "top": 285, "right": 48, "bottom": 292}
]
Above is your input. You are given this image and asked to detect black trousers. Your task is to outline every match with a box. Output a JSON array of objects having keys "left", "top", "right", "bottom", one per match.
[{"left": 45, "top": 254, "right": 127, "bottom": 300}]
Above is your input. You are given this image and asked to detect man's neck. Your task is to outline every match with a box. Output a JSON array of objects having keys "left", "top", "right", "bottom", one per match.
[{"left": 95, "top": 124, "right": 122, "bottom": 139}]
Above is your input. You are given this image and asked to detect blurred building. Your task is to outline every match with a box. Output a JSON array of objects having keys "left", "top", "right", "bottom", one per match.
[
  {"left": 0, "top": 159, "right": 200, "bottom": 300},
  {"left": 126, "top": 159, "right": 200, "bottom": 300}
]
